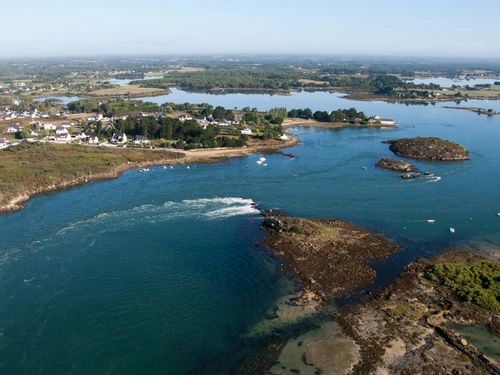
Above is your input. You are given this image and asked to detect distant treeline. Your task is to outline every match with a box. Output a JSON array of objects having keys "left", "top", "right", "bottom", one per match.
[{"left": 131, "top": 69, "right": 445, "bottom": 97}]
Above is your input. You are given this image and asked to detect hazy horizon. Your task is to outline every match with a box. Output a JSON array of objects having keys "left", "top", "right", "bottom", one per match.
[{"left": 3, "top": 0, "right": 500, "bottom": 59}]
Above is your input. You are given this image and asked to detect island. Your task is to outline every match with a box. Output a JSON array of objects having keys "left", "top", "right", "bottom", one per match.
[
  {"left": 260, "top": 210, "right": 401, "bottom": 301},
  {"left": 383, "top": 137, "right": 469, "bottom": 161},
  {"left": 250, "top": 212, "right": 500, "bottom": 375}
]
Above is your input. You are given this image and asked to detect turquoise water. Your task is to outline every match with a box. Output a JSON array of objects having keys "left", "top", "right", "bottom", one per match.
[
  {"left": 1, "top": 93, "right": 500, "bottom": 374},
  {"left": 453, "top": 324, "right": 500, "bottom": 360}
]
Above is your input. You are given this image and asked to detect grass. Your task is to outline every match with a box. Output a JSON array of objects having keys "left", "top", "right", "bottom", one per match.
[
  {"left": 89, "top": 85, "right": 165, "bottom": 96},
  {"left": 0, "top": 142, "right": 184, "bottom": 207}
]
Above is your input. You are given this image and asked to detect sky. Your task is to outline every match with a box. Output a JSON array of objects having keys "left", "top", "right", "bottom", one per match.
[{"left": 3, "top": 0, "right": 500, "bottom": 59}]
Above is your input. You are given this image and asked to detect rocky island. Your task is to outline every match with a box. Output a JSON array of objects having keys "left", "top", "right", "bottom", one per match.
[
  {"left": 383, "top": 137, "right": 469, "bottom": 161},
  {"left": 260, "top": 211, "right": 401, "bottom": 301},
  {"left": 375, "top": 158, "right": 418, "bottom": 172}
]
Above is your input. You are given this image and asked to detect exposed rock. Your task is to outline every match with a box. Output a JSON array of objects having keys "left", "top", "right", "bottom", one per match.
[
  {"left": 336, "top": 252, "right": 500, "bottom": 375},
  {"left": 376, "top": 158, "right": 418, "bottom": 172},
  {"left": 401, "top": 172, "right": 421, "bottom": 179},
  {"left": 384, "top": 137, "right": 469, "bottom": 161},
  {"left": 260, "top": 213, "right": 400, "bottom": 301}
]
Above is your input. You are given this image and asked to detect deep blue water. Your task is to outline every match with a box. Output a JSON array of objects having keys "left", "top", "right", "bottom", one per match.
[{"left": 1, "top": 91, "right": 500, "bottom": 374}]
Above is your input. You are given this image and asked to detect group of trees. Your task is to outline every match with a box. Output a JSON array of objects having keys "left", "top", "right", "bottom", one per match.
[
  {"left": 84, "top": 115, "right": 247, "bottom": 150},
  {"left": 286, "top": 107, "right": 365, "bottom": 123},
  {"left": 133, "top": 68, "right": 302, "bottom": 90},
  {"left": 428, "top": 261, "right": 500, "bottom": 311}
]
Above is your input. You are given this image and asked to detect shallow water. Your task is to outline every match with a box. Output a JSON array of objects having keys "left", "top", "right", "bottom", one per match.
[{"left": 1, "top": 93, "right": 500, "bottom": 374}]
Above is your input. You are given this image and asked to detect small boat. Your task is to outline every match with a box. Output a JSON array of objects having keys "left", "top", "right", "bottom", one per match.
[
  {"left": 450, "top": 228, "right": 455, "bottom": 233},
  {"left": 259, "top": 157, "right": 266, "bottom": 162},
  {"left": 497, "top": 212, "right": 500, "bottom": 217},
  {"left": 426, "top": 220, "right": 435, "bottom": 223},
  {"left": 256, "top": 160, "right": 262, "bottom": 165},
  {"left": 163, "top": 166, "right": 167, "bottom": 169},
  {"left": 263, "top": 164, "right": 267, "bottom": 166},
  {"left": 187, "top": 166, "right": 190, "bottom": 169},
  {"left": 361, "top": 166, "right": 367, "bottom": 170}
]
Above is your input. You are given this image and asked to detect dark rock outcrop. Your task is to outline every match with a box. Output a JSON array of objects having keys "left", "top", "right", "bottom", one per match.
[{"left": 375, "top": 158, "right": 418, "bottom": 172}]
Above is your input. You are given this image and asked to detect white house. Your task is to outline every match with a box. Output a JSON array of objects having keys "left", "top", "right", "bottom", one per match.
[
  {"left": 177, "top": 114, "right": 193, "bottom": 121},
  {"left": 133, "top": 135, "right": 149, "bottom": 144},
  {"left": 280, "top": 134, "right": 289, "bottom": 140},
  {"left": 55, "top": 126, "right": 69, "bottom": 135},
  {"left": 41, "top": 123, "right": 56, "bottom": 130},
  {"left": 87, "top": 136, "right": 99, "bottom": 144},
  {"left": 0, "top": 138, "right": 7, "bottom": 147},
  {"left": 111, "top": 133, "right": 127, "bottom": 143},
  {"left": 240, "top": 127, "right": 252, "bottom": 135},
  {"left": 73, "top": 132, "right": 87, "bottom": 139},
  {"left": 55, "top": 133, "right": 72, "bottom": 142},
  {"left": 5, "top": 125, "right": 21, "bottom": 133}
]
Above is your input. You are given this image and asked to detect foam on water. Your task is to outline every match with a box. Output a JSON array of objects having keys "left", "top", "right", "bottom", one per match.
[{"left": 55, "top": 197, "right": 259, "bottom": 234}]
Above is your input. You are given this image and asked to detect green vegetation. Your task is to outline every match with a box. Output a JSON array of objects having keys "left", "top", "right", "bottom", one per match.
[
  {"left": 133, "top": 68, "right": 301, "bottom": 90},
  {"left": 428, "top": 261, "right": 500, "bottom": 310},
  {"left": 0, "top": 142, "right": 183, "bottom": 207}
]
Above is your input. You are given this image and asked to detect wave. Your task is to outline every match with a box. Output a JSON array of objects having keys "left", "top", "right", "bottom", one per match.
[
  {"left": 56, "top": 197, "right": 259, "bottom": 234},
  {"left": 423, "top": 176, "right": 442, "bottom": 183}
]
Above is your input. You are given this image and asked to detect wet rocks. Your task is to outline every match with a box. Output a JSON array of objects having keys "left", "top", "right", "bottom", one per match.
[
  {"left": 375, "top": 158, "right": 418, "bottom": 172},
  {"left": 401, "top": 172, "right": 421, "bottom": 179}
]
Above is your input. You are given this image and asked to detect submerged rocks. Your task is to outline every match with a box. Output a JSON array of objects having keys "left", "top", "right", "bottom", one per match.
[
  {"left": 384, "top": 137, "right": 469, "bottom": 161},
  {"left": 376, "top": 158, "right": 418, "bottom": 172}
]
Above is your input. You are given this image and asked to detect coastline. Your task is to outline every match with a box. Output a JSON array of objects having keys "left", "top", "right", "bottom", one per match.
[{"left": 0, "top": 136, "right": 299, "bottom": 214}]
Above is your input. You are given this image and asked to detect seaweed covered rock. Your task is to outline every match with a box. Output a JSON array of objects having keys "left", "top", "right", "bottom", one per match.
[
  {"left": 383, "top": 137, "right": 469, "bottom": 161},
  {"left": 375, "top": 158, "right": 418, "bottom": 172}
]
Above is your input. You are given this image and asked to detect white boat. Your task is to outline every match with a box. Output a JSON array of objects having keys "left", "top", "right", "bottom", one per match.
[
  {"left": 450, "top": 228, "right": 455, "bottom": 233},
  {"left": 263, "top": 164, "right": 267, "bottom": 166},
  {"left": 426, "top": 220, "right": 435, "bottom": 223},
  {"left": 170, "top": 166, "right": 173, "bottom": 169},
  {"left": 259, "top": 157, "right": 266, "bottom": 162},
  {"left": 187, "top": 166, "right": 190, "bottom": 169},
  {"left": 497, "top": 212, "right": 500, "bottom": 217},
  {"left": 163, "top": 166, "right": 167, "bottom": 169},
  {"left": 361, "top": 166, "right": 367, "bottom": 170},
  {"left": 256, "top": 160, "right": 263, "bottom": 165}
]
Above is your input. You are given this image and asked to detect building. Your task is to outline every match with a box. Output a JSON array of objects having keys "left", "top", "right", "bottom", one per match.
[
  {"left": 5, "top": 125, "right": 21, "bottom": 133},
  {"left": 55, "top": 126, "right": 69, "bottom": 135},
  {"left": 0, "top": 138, "right": 7, "bottom": 147},
  {"left": 240, "top": 127, "right": 252, "bottom": 135},
  {"left": 133, "top": 135, "right": 149, "bottom": 144}
]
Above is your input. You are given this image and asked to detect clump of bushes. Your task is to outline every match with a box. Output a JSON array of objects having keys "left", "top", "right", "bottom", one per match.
[{"left": 427, "top": 261, "right": 500, "bottom": 310}]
